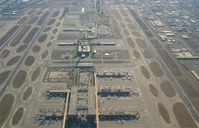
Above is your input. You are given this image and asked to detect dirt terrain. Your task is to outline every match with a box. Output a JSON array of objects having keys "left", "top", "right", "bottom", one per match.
[
  {"left": 12, "top": 107, "right": 24, "bottom": 125},
  {"left": 0, "top": 49, "right": 10, "bottom": 58},
  {"left": 141, "top": 66, "right": 150, "bottom": 79},
  {"left": 158, "top": 50, "right": 182, "bottom": 77},
  {"left": 160, "top": 81, "right": 176, "bottom": 97},
  {"left": 158, "top": 103, "right": 171, "bottom": 124},
  {"left": 149, "top": 61, "right": 164, "bottom": 77},
  {"left": 127, "top": 23, "right": 136, "bottom": 30},
  {"left": 12, "top": 70, "right": 27, "bottom": 88},
  {"left": 142, "top": 49, "right": 153, "bottom": 59},
  {"left": 41, "top": 50, "right": 49, "bottom": 59},
  {"left": 56, "top": 22, "right": 61, "bottom": 27},
  {"left": 0, "top": 94, "right": 15, "bottom": 127},
  {"left": 133, "top": 50, "right": 140, "bottom": 59},
  {"left": 43, "top": 27, "right": 51, "bottom": 32},
  {"left": 32, "top": 45, "right": 41, "bottom": 53},
  {"left": 22, "top": 87, "right": 33, "bottom": 100},
  {"left": 31, "top": 67, "right": 41, "bottom": 81},
  {"left": 38, "top": 34, "right": 47, "bottom": 43},
  {"left": 136, "top": 38, "right": 147, "bottom": 49},
  {"left": 16, "top": 45, "right": 27, "bottom": 53},
  {"left": 0, "top": 71, "right": 11, "bottom": 85},
  {"left": 52, "top": 28, "right": 58, "bottom": 34},
  {"left": 24, "top": 56, "right": 35, "bottom": 66},
  {"left": 173, "top": 102, "right": 197, "bottom": 128},
  {"left": 132, "top": 31, "right": 141, "bottom": 37},
  {"left": 126, "top": 37, "right": 135, "bottom": 48},
  {"left": 149, "top": 84, "right": 158, "bottom": 97},
  {"left": 7, "top": 56, "right": 21, "bottom": 66},
  {"left": 47, "top": 19, "right": 55, "bottom": 25}
]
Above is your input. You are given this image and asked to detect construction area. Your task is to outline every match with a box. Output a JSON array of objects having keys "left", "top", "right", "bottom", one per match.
[{"left": 0, "top": 0, "right": 199, "bottom": 128}]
